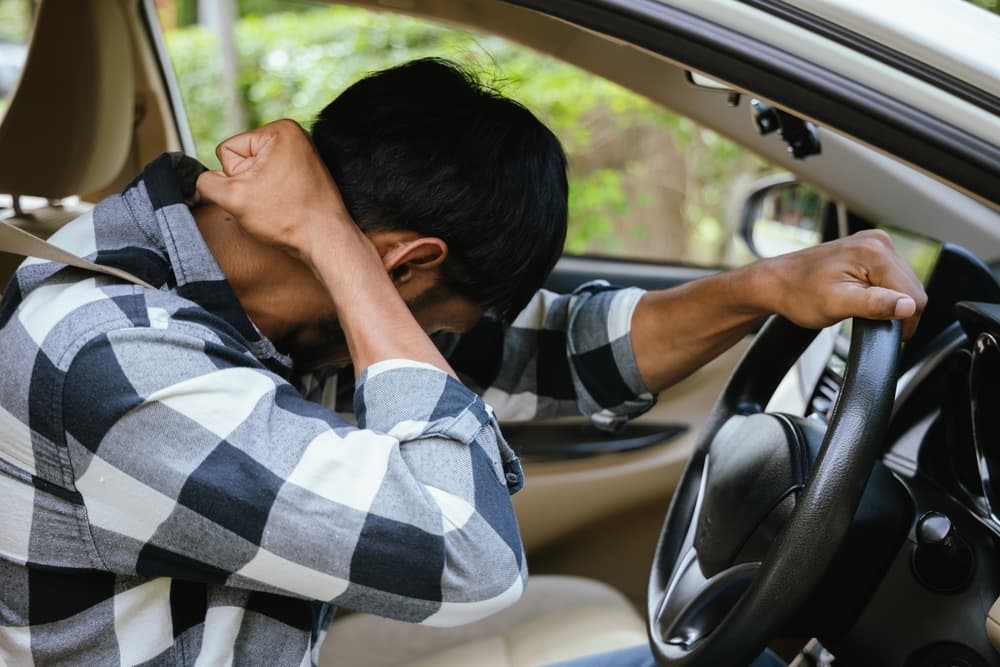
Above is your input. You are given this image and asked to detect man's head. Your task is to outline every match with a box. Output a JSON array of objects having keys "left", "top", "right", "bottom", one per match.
[{"left": 311, "top": 58, "right": 568, "bottom": 326}]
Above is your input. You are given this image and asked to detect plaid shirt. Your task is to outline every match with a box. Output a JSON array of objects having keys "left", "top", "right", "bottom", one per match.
[{"left": 0, "top": 154, "right": 653, "bottom": 666}]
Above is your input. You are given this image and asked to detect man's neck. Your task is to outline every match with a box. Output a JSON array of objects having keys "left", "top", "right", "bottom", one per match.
[{"left": 192, "top": 204, "right": 336, "bottom": 349}]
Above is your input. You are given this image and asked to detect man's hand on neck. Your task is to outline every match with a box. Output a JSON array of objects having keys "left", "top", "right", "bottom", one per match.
[
  {"left": 193, "top": 202, "right": 340, "bottom": 352},
  {"left": 194, "top": 120, "right": 458, "bottom": 379}
]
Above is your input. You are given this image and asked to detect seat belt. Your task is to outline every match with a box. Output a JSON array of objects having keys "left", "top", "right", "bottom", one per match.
[{"left": 0, "top": 218, "right": 153, "bottom": 289}]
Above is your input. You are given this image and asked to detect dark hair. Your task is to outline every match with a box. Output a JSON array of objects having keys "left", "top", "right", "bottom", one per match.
[{"left": 311, "top": 58, "right": 567, "bottom": 324}]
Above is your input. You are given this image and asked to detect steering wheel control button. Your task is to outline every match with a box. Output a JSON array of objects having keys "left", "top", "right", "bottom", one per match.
[
  {"left": 912, "top": 512, "right": 975, "bottom": 593},
  {"left": 916, "top": 511, "right": 955, "bottom": 547}
]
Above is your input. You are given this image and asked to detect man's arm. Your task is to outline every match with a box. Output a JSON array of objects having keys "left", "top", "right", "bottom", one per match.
[
  {"left": 63, "top": 120, "right": 525, "bottom": 624},
  {"left": 630, "top": 229, "right": 926, "bottom": 392},
  {"left": 64, "top": 324, "right": 524, "bottom": 626},
  {"left": 447, "top": 231, "right": 925, "bottom": 427},
  {"left": 445, "top": 284, "right": 653, "bottom": 429},
  {"left": 196, "top": 120, "right": 455, "bottom": 379}
]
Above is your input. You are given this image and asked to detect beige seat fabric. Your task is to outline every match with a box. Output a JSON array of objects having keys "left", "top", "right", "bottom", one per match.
[
  {"left": 0, "top": 0, "right": 134, "bottom": 199},
  {"left": 320, "top": 575, "right": 647, "bottom": 667},
  {"left": 0, "top": 0, "right": 134, "bottom": 291}
]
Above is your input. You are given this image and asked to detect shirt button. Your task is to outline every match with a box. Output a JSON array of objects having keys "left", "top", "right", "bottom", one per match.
[{"left": 505, "top": 472, "right": 520, "bottom": 484}]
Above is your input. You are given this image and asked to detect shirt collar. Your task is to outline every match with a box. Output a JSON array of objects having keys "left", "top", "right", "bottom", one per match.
[{"left": 121, "top": 153, "right": 292, "bottom": 373}]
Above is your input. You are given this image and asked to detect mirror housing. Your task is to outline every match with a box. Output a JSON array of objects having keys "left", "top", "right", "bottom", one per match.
[{"left": 741, "top": 177, "right": 827, "bottom": 258}]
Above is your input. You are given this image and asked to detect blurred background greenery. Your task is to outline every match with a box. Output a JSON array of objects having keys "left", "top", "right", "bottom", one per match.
[
  {"left": 157, "top": 0, "right": 772, "bottom": 266},
  {"left": 5, "top": 0, "right": 995, "bottom": 265}
]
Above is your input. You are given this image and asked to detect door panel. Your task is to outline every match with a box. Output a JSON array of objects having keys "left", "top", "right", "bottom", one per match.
[
  {"left": 545, "top": 255, "right": 720, "bottom": 293},
  {"left": 510, "top": 340, "right": 750, "bottom": 599},
  {"left": 514, "top": 249, "right": 751, "bottom": 595}
]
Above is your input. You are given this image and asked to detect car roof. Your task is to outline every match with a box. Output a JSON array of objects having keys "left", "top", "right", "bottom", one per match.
[{"left": 782, "top": 0, "right": 1000, "bottom": 95}]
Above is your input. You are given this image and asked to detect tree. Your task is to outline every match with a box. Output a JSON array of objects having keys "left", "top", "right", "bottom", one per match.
[{"left": 198, "top": 0, "right": 248, "bottom": 136}]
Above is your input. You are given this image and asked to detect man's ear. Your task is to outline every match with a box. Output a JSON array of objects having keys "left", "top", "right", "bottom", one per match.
[{"left": 370, "top": 231, "right": 448, "bottom": 288}]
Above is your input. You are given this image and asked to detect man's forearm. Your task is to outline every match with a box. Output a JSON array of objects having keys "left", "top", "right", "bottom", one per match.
[
  {"left": 631, "top": 264, "right": 767, "bottom": 393},
  {"left": 195, "top": 119, "right": 454, "bottom": 378},
  {"left": 630, "top": 231, "right": 926, "bottom": 394},
  {"left": 306, "top": 223, "right": 455, "bottom": 378}
]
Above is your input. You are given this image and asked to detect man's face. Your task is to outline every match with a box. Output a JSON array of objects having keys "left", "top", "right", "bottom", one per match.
[
  {"left": 290, "top": 289, "right": 485, "bottom": 371},
  {"left": 410, "top": 291, "right": 486, "bottom": 338}
]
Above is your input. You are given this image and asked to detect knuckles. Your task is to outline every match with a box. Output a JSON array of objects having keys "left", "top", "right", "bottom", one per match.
[
  {"left": 849, "top": 229, "right": 894, "bottom": 260},
  {"left": 264, "top": 118, "right": 307, "bottom": 143}
]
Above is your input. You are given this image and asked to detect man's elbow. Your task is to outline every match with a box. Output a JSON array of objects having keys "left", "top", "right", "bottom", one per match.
[
  {"left": 422, "top": 545, "right": 527, "bottom": 628},
  {"left": 416, "top": 455, "right": 527, "bottom": 626},
  {"left": 415, "top": 502, "right": 526, "bottom": 627}
]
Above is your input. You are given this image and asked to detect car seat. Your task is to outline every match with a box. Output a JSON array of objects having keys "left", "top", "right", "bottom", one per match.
[
  {"left": 0, "top": 0, "right": 134, "bottom": 291},
  {"left": 320, "top": 575, "right": 646, "bottom": 667}
]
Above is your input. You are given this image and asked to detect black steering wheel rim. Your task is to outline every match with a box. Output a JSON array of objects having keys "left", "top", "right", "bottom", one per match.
[{"left": 647, "top": 316, "right": 902, "bottom": 666}]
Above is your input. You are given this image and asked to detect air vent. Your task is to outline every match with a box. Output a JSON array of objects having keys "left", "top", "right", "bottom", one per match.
[{"left": 809, "top": 357, "right": 844, "bottom": 419}]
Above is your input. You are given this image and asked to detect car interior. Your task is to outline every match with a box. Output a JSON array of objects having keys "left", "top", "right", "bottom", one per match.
[{"left": 1, "top": 0, "right": 999, "bottom": 666}]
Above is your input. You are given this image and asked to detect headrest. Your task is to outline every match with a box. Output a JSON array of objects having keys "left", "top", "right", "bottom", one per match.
[{"left": 0, "top": 0, "right": 134, "bottom": 199}]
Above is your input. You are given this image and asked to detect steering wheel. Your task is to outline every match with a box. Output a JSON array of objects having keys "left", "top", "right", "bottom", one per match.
[{"left": 647, "top": 316, "right": 902, "bottom": 666}]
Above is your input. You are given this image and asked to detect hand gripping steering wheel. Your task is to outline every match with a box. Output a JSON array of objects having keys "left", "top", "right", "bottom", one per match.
[{"left": 647, "top": 316, "right": 901, "bottom": 666}]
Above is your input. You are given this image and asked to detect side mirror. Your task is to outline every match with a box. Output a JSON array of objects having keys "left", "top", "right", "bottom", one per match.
[{"left": 741, "top": 177, "right": 827, "bottom": 258}]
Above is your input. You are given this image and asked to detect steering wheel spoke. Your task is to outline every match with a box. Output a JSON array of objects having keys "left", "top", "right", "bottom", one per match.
[{"left": 656, "top": 546, "right": 759, "bottom": 652}]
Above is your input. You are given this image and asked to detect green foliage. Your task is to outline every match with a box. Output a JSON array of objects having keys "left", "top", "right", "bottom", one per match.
[
  {"left": 0, "top": 0, "right": 31, "bottom": 43},
  {"left": 968, "top": 0, "right": 1000, "bottom": 13},
  {"left": 164, "top": 5, "right": 768, "bottom": 265},
  {"left": 175, "top": 0, "right": 198, "bottom": 28},
  {"left": 238, "top": 0, "right": 316, "bottom": 17},
  {"left": 566, "top": 169, "right": 629, "bottom": 254}
]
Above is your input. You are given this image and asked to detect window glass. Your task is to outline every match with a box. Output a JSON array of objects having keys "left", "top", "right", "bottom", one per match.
[
  {"left": 0, "top": 0, "right": 33, "bottom": 122},
  {"left": 157, "top": 1, "right": 778, "bottom": 268}
]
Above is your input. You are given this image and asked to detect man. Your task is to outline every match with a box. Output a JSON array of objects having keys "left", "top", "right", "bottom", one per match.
[{"left": 0, "top": 59, "right": 924, "bottom": 666}]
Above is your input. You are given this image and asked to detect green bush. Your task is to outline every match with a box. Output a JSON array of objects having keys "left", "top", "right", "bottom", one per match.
[
  {"left": 165, "top": 5, "right": 768, "bottom": 263},
  {"left": 0, "top": 0, "right": 31, "bottom": 43}
]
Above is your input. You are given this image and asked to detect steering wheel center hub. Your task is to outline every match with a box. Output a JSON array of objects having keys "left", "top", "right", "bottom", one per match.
[{"left": 696, "top": 413, "right": 812, "bottom": 577}]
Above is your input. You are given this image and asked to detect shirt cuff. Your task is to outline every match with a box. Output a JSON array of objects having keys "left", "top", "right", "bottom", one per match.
[
  {"left": 354, "top": 359, "right": 494, "bottom": 445},
  {"left": 355, "top": 359, "right": 524, "bottom": 493},
  {"left": 568, "top": 284, "right": 657, "bottom": 431}
]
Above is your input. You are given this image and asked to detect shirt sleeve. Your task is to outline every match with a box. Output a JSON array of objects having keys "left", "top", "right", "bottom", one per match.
[
  {"left": 61, "top": 324, "right": 526, "bottom": 627},
  {"left": 445, "top": 281, "right": 657, "bottom": 430}
]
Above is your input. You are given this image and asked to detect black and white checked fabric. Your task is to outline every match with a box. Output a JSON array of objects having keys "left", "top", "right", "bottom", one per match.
[
  {"left": 302, "top": 282, "right": 657, "bottom": 433},
  {"left": 0, "top": 153, "right": 654, "bottom": 666},
  {"left": 447, "top": 282, "right": 656, "bottom": 429}
]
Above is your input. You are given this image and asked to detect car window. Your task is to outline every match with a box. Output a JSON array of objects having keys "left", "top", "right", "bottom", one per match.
[
  {"left": 157, "top": 1, "right": 780, "bottom": 269},
  {"left": 0, "top": 0, "right": 32, "bottom": 122}
]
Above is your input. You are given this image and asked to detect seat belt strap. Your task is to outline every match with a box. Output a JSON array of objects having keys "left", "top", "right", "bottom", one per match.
[{"left": 0, "top": 218, "right": 153, "bottom": 289}]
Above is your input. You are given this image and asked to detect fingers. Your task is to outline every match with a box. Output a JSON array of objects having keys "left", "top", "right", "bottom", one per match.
[
  {"left": 851, "top": 230, "right": 927, "bottom": 339},
  {"left": 861, "top": 288, "right": 920, "bottom": 340},
  {"left": 198, "top": 120, "right": 305, "bottom": 211},
  {"left": 842, "top": 283, "right": 914, "bottom": 319},
  {"left": 893, "top": 296, "right": 917, "bottom": 319},
  {"left": 194, "top": 118, "right": 354, "bottom": 259},
  {"left": 195, "top": 169, "right": 233, "bottom": 210},
  {"left": 215, "top": 125, "right": 277, "bottom": 176},
  {"left": 775, "top": 229, "right": 927, "bottom": 340}
]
